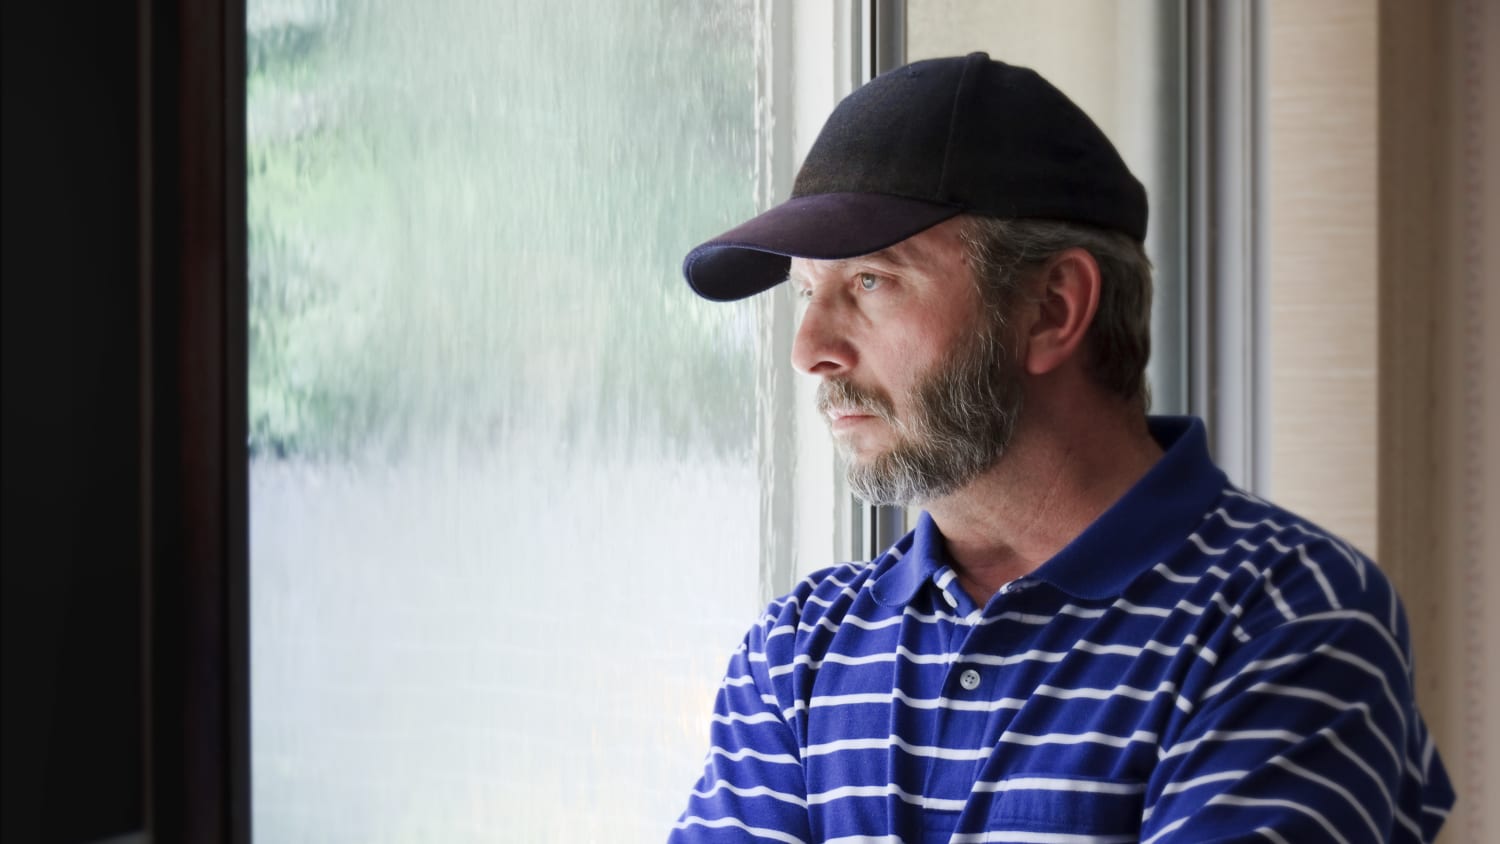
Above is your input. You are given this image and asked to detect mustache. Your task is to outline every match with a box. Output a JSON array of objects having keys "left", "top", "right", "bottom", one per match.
[{"left": 815, "top": 379, "right": 896, "bottom": 423}]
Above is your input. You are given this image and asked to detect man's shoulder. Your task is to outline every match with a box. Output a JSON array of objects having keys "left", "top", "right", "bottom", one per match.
[
  {"left": 1179, "top": 484, "right": 1403, "bottom": 643},
  {"left": 758, "top": 560, "right": 883, "bottom": 626},
  {"left": 742, "top": 559, "right": 898, "bottom": 658}
]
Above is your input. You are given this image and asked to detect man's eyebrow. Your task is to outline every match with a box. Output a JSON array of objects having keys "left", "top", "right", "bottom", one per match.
[
  {"left": 783, "top": 248, "right": 916, "bottom": 289},
  {"left": 844, "top": 246, "right": 921, "bottom": 272},
  {"left": 818, "top": 249, "right": 915, "bottom": 274},
  {"left": 861, "top": 247, "right": 912, "bottom": 266}
]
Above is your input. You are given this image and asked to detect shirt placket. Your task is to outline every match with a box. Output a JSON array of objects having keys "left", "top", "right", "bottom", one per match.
[{"left": 933, "top": 576, "right": 1039, "bottom": 795}]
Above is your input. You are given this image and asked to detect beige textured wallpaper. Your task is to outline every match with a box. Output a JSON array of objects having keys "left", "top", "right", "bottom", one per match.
[
  {"left": 1483, "top": 0, "right": 1499, "bottom": 817},
  {"left": 1266, "top": 0, "right": 1380, "bottom": 554},
  {"left": 1374, "top": 0, "right": 1495, "bottom": 839}
]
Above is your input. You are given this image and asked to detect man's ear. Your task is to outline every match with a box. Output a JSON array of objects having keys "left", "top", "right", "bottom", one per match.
[{"left": 1022, "top": 247, "right": 1101, "bottom": 377}]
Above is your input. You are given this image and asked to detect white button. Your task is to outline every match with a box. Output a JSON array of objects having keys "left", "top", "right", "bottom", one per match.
[{"left": 959, "top": 669, "right": 981, "bottom": 690}]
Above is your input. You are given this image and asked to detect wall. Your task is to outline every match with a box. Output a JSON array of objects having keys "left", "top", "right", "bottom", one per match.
[
  {"left": 1271, "top": 0, "right": 1497, "bottom": 840},
  {"left": 1266, "top": 0, "right": 1379, "bottom": 553},
  {"left": 1376, "top": 0, "right": 1498, "bottom": 839}
]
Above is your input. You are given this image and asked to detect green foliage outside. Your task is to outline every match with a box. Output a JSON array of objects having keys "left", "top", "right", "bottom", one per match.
[{"left": 248, "top": 0, "right": 761, "bottom": 461}]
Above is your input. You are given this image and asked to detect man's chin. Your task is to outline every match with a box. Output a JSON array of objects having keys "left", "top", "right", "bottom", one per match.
[
  {"left": 843, "top": 442, "right": 1009, "bottom": 508},
  {"left": 841, "top": 450, "right": 922, "bottom": 507},
  {"left": 834, "top": 438, "right": 898, "bottom": 472}
]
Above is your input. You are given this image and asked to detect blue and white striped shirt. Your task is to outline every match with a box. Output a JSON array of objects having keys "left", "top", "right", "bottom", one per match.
[{"left": 672, "top": 416, "right": 1454, "bottom": 843}]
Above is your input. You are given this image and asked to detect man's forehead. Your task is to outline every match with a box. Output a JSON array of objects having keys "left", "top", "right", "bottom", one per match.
[
  {"left": 787, "top": 248, "right": 909, "bottom": 280},
  {"left": 786, "top": 219, "right": 967, "bottom": 284}
]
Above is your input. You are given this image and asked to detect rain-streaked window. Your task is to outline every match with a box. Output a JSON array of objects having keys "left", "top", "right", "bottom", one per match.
[{"left": 248, "top": 1, "right": 765, "bottom": 839}]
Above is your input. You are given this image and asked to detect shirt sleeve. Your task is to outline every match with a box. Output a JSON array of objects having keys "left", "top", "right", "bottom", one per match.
[
  {"left": 1140, "top": 599, "right": 1455, "bottom": 843},
  {"left": 669, "top": 614, "right": 811, "bottom": 843}
]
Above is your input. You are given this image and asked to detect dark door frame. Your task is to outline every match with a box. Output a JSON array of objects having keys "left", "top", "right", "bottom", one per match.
[{"left": 144, "top": 0, "right": 249, "bottom": 840}]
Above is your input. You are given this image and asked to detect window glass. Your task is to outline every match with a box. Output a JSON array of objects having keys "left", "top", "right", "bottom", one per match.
[{"left": 247, "top": 1, "right": 761, "bottom": 839}]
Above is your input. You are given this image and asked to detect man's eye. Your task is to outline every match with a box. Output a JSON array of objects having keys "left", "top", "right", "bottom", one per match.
[{"left": 858, "top": 273, "right": 883, "bottom": 292}]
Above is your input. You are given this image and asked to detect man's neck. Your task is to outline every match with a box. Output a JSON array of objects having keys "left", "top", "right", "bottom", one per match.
[{"left": 923, "top": 406, "right": 1163, "bottom": 606}]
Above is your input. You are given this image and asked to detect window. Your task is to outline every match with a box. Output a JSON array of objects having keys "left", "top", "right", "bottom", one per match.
[{"left": 248, "top": 1, "right": 788, "bottom": 839}]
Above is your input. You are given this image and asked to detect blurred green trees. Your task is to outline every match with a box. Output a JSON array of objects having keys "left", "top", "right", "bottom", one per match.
[{"left": 248, "top": 0, "right": 761, "bottom": 461}]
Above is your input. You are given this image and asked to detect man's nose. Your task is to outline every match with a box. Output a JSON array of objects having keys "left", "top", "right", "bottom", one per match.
[{"left": 790, "top": 299, "right": 854, "bottom": 376}]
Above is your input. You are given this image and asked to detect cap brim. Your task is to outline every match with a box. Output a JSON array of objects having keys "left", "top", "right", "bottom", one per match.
[{"left": 682, "top": 193, "right": 964, "bottom": 301}]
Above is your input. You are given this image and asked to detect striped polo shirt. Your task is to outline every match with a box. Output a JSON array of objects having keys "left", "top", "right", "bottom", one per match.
[{"left": 672, "top": 416, "right": 1454, "bottom": 843}]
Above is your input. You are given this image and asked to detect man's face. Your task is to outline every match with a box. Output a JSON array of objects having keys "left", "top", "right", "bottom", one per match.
[{"left": 789, "top": 218, "right": 1025, "bottom": 505}]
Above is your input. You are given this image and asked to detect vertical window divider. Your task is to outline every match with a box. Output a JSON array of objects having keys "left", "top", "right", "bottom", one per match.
[
  {"left": 758, "top": 0, "right": 895, "bottom": 594},
  {"left": 752, "top": 0, "right": 802, "bottom": 608},
  {"left": 1187, "top": 0, "right": 1270, "bottom": 492},
  {"left": 864, "top": 0, "right": 910, "bottom": 561}
]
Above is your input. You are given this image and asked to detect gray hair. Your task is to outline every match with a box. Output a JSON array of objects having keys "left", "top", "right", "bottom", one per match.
[{"left": 958, "top": 216, "right": 1154, "bottom": 411}]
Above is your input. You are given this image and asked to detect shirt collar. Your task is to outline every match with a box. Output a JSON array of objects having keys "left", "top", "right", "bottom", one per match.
[
  {"left": 869, "top": 511, "right": 948, "bottom": 607},
  {"left": 870, "top": 415, "right": 1227, "bottom": 607}
]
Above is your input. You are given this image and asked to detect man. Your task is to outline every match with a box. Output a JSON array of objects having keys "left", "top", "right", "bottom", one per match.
[{"left": 671, "top": 53, "right": 1453, "bottom": 842}]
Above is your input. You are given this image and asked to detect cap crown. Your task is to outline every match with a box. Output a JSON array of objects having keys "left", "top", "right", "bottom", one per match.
[
  {"left": 680, "top": 53, "right": 1148, "bottom": 301},
  {"left": 792, "top": 52, "right": 1147, "bottom": 241}
]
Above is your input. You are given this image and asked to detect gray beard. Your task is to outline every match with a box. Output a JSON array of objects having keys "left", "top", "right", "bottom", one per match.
[{"left": 817, "top": 326, "right": 1024, "bottom": 506}]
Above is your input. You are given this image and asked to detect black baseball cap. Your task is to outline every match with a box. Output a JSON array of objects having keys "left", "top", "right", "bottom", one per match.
[{"left": 682, "top": 52, "right": 1148, "bottom": 301}]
